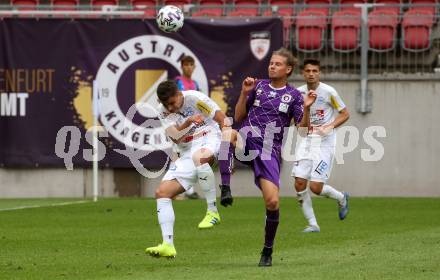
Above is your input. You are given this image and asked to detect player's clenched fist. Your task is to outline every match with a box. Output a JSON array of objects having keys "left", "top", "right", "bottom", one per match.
[
  {"left": 188, "top": 114, "right": 204, "bottom": 125},
  {"left": 241, "top": 77, "right": 257, "bottom": 95},
  {"left": 304, "top": 89, "right": 317, "bottom": 108}
]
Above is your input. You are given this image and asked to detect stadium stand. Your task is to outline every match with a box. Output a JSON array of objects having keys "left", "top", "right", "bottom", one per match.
[
  {"left": 368, "top": 9, "right": 400, "bottom": 51},
  {"left": 373, "top": 0, "right": 401, "bottom": 14},
  {"left": 295, "top": 9, "right": 327, "bottom": 52},
  {"left": 192, "top": 0, "right": 225, "bottom": 17},
  {"left": 163, "top": 0, "right": 192, "bottom": 9},
  {"left": 331, "top": 10, "right": 361, "bottom": 52},
  {"left": 227, "top": 0, "right": 261, "bottom": 17},
  {"left": 339, "top": 0, "right": 366, "bottom": 13},
  {"left": 11, "top": 0, "right": 39, "bottom": 8},
  {"left": 402, "top": 8, "right": 436, "bottom": 51},
  {"left": 52, "top": 0, "right": 78, "bottom": 10},
  {"left": 409, "top": 0, "right": 438, "bottom": 14},
  {"left": 303, "top": 0, "right": 331, "bottom": 17},
  {"left": 131, "top": 0, "right": 156, "bottom": 17},
  {"left": 261, "top": 0, "right": 296, "bottom": 47},
  {"left": 92, "top": 0, "right": 118, "bottom": 5},
  {"left": 1, "top": 0, "right": 439, "bottom": 72}
]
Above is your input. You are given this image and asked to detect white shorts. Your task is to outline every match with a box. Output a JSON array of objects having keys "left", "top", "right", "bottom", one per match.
[
  {"left": 162, "top": 132, "right": 221, "bottom": 190},
  {"left": 291, "top": 145, "right": 335, "bottom": 183}
]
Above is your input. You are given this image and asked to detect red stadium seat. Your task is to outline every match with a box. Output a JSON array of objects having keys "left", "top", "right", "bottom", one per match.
[
  {"left": 373, "top": 0, "right": 401, "bottom": 15},
  {"left": 401, "top": 9, "right": 435, "bottom": 51},
  {"left": 131, "top": 0, "right": 156, "bottom": 18},
  {"left": 52, "top": 0, "right": 78, "bottom": 10},
  {"left": 262, "top": 0, "right": 295, "bottom": 47},
  {"left": 303, "top": 0, "right": 331, "bottom": 17},
  {"left": 92, "top": 0, "right": 118, "bottom": 4},
  {"left": 368, "top": 10, "right": 399, "bottom": 51},
  {"left": 12, "top": 0, "right": 38, "bottom": 9},
  {"left": 295, "top": 10, "right": 327, "bottom": 52},
  {"left": 192, "top": 0, "right": 225, "bottom": 17},
  {"left": 267, "top": 0, "right": 295, "bottom": 17},
  {"left": 163, "top": 0, "right": 192, "bottom": 9},
  {"left": 339, "top": 0, "right": 367, "bottom": 13},
  {"left": 331, "top": 10, "right": 361, "bottom": 52},
  {"left": 92, "top": 0, "right": 118, "bottom": 8},
  {"left": 408, "top": 0, "right": 437, "bottom": 14},
  {"left": 227, "top": 0, "right": 261, "bottom": 17}
]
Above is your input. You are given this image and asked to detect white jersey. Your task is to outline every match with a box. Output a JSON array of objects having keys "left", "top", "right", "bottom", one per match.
[
  {"left": 158, "top": 90, "right": 221, "bottom": 150},
  {"left": 297, "top": 82, "right": 346, "bottom": 147}
]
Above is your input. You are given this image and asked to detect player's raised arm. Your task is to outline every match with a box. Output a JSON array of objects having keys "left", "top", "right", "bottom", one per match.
[{"left": 234, "top": 77, "right": 256, "bottom": 123}]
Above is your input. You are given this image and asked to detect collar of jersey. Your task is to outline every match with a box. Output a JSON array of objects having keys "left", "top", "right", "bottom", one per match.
[{"left": 268, "top": 83, "right": 286, "bottom": 91}]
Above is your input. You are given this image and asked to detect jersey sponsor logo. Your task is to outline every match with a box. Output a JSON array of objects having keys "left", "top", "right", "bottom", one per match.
[
  {"left": 95, "top": 35, "right": 209, "bottom": 150},
  {"left": 314, "top": 160, "right": 328, "bottom": 175},
  {"left": 316, "top": 109, "right": 325, "bottom": 118},
  {"left": 278, "top": 103, "right": 289, "bottom": 113},
  {"left": 196, "top": 100, "right": 212, "bottom": 116},
  {"left": 250, "top": 31, "right": 270, "bottom": 61},
  {"left": 181, "top": 107, "right": 195, "bottom": 117},
  {"left": 281, "top": 93, "right": 292, "bottom": 103},
  {"left": 317, "top": 96, "right": 326, "bottom": 103}
]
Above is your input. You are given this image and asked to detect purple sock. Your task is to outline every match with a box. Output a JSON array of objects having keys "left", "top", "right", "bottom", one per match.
[
  {"left": 218, "top": 141, "right": 234, "bottom": 186},
  {"left": 264, "top": 209, "right": 279, "bottom": 248}
]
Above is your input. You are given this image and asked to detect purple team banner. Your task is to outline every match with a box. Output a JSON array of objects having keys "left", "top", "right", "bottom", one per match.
[{"left": 0, "top": 18, "right": 283, "bottom": 168}]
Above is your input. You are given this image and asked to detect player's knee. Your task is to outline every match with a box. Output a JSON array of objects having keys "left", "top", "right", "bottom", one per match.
[
  {"left": 155, "top": 187, "right": 170, "bottom": 199},
  {"left": 192, "top": 155, "right": 206, "bottom": 166},
  {"left": 192, "top": 149, "right": 213, "bottom": 166},
  {"left": 309, "top": 183, "right": 323, "bottom": 195},
  {"left": 265, "top": 197, "right": 279, "bottom": 210},
  {"left": 294, "top": 179, "right": 307, "bottom": 192}
]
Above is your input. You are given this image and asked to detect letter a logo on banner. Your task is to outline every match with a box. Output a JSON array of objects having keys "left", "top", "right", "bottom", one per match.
[{"left": 250, "top": 31, "right": 270, "bottom": 61}]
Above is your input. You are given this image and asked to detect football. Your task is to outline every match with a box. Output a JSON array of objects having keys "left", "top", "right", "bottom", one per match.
[{"left": 156, "top": 5, "right": 184, "bottom": 33}]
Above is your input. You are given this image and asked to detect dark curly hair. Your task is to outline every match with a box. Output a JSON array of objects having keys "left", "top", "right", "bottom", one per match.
[{"left": 157, "top": 80, "right": 179, "bottom": 104}]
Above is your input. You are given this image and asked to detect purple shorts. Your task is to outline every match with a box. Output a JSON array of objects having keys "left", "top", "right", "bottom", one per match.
[{"left": 235, "top": 137, "right": 281, "bottom": 189}]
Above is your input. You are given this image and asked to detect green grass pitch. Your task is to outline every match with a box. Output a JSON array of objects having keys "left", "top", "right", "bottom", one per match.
[{"left": 1, "top": 197, "right": 439, "bottom": 279}]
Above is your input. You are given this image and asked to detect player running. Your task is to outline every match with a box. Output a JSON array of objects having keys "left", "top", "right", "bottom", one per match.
[
  {"left": 292, "top": 58, "right": 350, "bottom": 233},
  {"left": 145, "top": 80, "right": 230, "bottom": 258}
]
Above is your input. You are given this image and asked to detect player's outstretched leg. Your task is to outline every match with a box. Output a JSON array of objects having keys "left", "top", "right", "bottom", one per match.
[{"left": 146, "top": 180, "right": 182, "bottom": 258}]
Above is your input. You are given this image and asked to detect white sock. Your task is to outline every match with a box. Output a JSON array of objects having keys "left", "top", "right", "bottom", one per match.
[
  {"left": 196, "top": 163, "right": 218, "bottom": 213},
  {"left": 185, "top": 187, "right": 195, "bottom": 195},
  {"left": 320, "top": 184, "right": 345, "bottom": 205},
  {"left": 297, "top": 189, "right": 318, "bottom": 227},
  {"left": 157, "top": 198, "right": 174, "bottom": 246}
]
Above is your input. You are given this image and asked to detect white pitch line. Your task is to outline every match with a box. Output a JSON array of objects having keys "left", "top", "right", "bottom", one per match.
[{"left": 0, "top": 200, "right": 91, "bottom": 212}]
